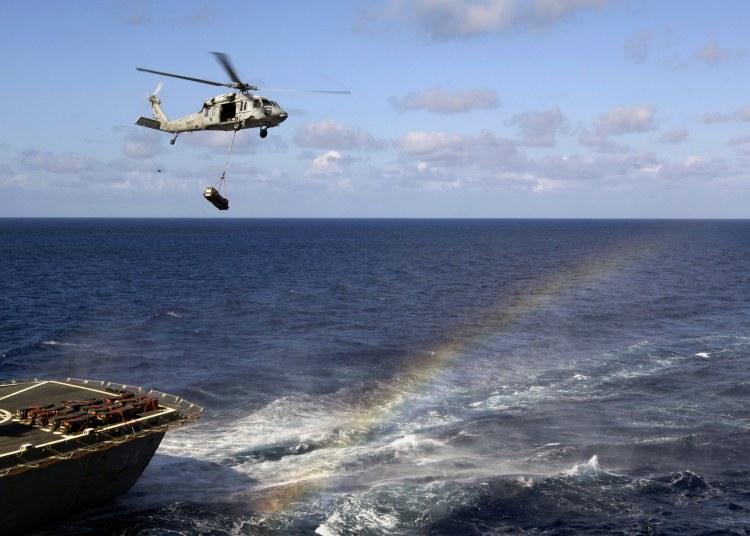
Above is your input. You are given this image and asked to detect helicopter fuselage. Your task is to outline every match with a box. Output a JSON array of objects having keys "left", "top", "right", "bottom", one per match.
[
  {"left": 136, "top": 92, "right": 287, "bottom": 140},
  {"left": 135, "top": 52, "right": 347, "bottom": 144}
]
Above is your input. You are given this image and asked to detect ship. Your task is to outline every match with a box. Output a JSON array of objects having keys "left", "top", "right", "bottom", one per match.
[{"left": 0, "top": 377, "right": 202, "bottom": 534}]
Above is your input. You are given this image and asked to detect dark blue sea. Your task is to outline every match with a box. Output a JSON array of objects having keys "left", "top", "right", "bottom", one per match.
[{"left": 2, "top": 219, "right": 749, "bottom": 535}]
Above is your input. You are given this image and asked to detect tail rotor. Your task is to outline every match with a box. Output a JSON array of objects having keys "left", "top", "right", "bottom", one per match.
[{"left": 148, "top": 81, "right": 164, "bottom": 104}]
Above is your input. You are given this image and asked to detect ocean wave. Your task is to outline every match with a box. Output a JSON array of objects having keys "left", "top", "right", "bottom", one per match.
[{"left": 41, "top": 340, "right": 92, "bottom": 348}]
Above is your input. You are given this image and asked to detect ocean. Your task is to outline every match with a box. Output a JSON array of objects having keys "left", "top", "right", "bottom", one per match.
[{"left": 2, "top": 218, "right": 749, "bottom": 535}]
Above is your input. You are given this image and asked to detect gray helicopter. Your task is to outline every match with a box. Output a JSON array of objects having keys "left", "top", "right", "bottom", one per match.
[{"left": 135, "top": 52, "right": 349, "bottom": 145}]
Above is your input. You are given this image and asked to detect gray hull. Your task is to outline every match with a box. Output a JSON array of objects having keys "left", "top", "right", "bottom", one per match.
[{"left": 0, "top": 430, "right": 166, "bottom": 533}]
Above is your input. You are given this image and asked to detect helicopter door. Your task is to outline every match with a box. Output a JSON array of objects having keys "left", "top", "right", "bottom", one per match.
[{"left": 219, "top": 102, "right": 236, "bottom": 122}]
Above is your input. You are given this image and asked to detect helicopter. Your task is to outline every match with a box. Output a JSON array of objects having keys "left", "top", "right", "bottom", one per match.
[{"left": 135, "top": 52, "right": 349, "bottom": 145}]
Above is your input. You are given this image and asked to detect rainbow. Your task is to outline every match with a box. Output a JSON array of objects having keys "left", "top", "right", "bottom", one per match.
[{"left": 245, "top": 233, "right": 664, "bottom": 513}]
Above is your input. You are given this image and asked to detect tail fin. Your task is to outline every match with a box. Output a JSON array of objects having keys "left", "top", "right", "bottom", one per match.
[
  {"left": 135, "top": 90, "right": 170, "bottom": 130},
  {"left": 148, "top": 95, "right": 170, "bottom": 124}
]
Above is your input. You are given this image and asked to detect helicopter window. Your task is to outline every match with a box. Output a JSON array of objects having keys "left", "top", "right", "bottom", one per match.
[
  {"left": 253, "top": 100, "right": 262, "bottom": 109},
  {"left": 261, "top": 98, "right": 272, "bottom": 107}
]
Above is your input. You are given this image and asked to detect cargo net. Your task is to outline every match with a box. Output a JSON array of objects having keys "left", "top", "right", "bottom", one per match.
[
  {"left": 204, "top": 129, "right": 236, "bottom": 211},
  {"left": 14, "top": 389, "right": 160, "bottom": 435}
]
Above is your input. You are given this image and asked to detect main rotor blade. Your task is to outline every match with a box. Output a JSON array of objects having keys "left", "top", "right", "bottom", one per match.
[
  {"left": 136, "top": 67, "right": 231, "bottom": 89},
  {"left": 257, "top": 87, "right": 351, "bottom": 95},
  {"left": 211, "top": 52, "right": 244, "bottom": 86}
]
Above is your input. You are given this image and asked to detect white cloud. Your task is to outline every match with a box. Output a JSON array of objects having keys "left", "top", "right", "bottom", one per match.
[
  {"left": 110, "top": 0, "right": 215, "bottom": 26},
  {"left": 123, "top": 130, "right": 165, "bottom": 159},
  {"left": 180, "top": 130, "right": 285, "bottom": 154},
  {"left": 703, "top": 111, "right": 734, "bottom": 124},
  {"left": 109, "top": 0, "right": 150, "bottom": 26},
  {"left": 663, "top": 155, "right": 732, "bottom": 180},
  {"left": 310, "top": 150, "right": 344, "bottom": 174},
  {"left": 532, "top": 0, "right": 609, "bottom": 19},
  {"left": 595, "top": 105, "right": 655, "bottom": 136},
  {"left": 294, "top": 120, "right": 385, "bottom": 150},
  {"left": 728, "top": 134, "right": 750, "bottom": 146},
  {"left": 660, "top": 128, "right": 688, "bottom": 144},
  {"left": 6, "top": 174, "right": 28, "bottom": 187},
  {"left": 20, "top": 149, "right": 103, "bottom": 174},
  {"left": 395, "top": 129, "right": 527, "bottom": 189},
  {"left": 508, "top": 106, "right": 568, "bottom": 146},
  {"left": 578, "top": 129, "right": 629, "bottom": 153},
  {"left": 399, "top": 131, "right": 471, "bottom": 161},
  {"left": 305, "top": 150, "right": 354, "bottom": 190},
  {"left": 694, "top": 41, "right": 729, "bottom": 66},
  {"left": 530, "top": 177, "right": 566, "bottom": 193},
  {"left": 391, "top": 135, "right": 749, "bottom": 198},
  {"left": 390, "top": 87, "right": 500, "bottom": 114},
  {"left": 624, "top": 29, "right": 652, "bottom": 64},
  {"left": 694, "top": 41, "right": 747, "bottom": 66},
  {"left": 184, "top": 4, "right": 215, "bottom": 24},
  {"left": 683, "top": 155, "right": 703, "bottom": 168},
  {"left": 703, "top": 106, "right": 750, "bottom": 124},
  {"left": 363, "top": 0, "right": 610, "bottom": 40},
  {"left": 535, "top": 151, "right": 661, "bottom": 183},
  {"left": 397, "top": 129, "right": 524, "bottom": 168},
  {"left": 391, "top": 131, "right": 681, "bottom": 195},
  {"left": 423, "top": 178, "right": 463, "bottom": 191}
]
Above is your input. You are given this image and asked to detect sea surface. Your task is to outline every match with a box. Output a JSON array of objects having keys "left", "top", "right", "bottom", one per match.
[{"left": 2, "top": 218, "right": 749, "bottom": 535}]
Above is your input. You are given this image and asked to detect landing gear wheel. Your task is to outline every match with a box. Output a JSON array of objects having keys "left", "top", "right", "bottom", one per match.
[
  {"left": 170, "top": 133, "right": 180, "bottom": 145},
  {"left": 260, "top": 128, "right": 268, "bottom": 139}
]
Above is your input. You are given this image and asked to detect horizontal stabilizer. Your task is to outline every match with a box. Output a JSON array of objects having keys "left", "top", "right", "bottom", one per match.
[{"left": 135, "top": 117, "right": 161, "bottom": 130}]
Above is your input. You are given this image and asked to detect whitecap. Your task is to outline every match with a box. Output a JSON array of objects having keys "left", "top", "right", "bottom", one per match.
[
  {"left": 516, "top": 476, "right": 534, "bottom": 488},
  {"left": 316, "top": 496, "right": 400, "bottom": 535},
  {"left": 41, "top": 340, "right": 91, "bottom": 348},
  {"left": 564, "top": 455, "right": 601, "bottom": 477},
  {"left": 389, "top": 434, "right": 445, "bottom": 453},
  {"left": 315, "top": 520, "right": 339, "bottom": 536}
]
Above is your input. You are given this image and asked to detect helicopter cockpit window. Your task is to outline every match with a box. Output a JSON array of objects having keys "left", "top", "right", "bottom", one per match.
[
  {"left": 253, "top": 100, "right": 262, "bottom": 109},
  {"left": 261, "top": 98, "right": 272, "bottom": 107}
]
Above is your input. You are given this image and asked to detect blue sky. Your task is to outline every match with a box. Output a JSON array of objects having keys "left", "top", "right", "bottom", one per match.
[{"left": 1, "top": 0, "right": 749, "bottom": 217}]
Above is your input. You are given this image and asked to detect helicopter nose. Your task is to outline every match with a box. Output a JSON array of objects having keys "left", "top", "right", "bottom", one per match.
[{"left": 278, "top": 109, "right": 288, "bottom": 123}]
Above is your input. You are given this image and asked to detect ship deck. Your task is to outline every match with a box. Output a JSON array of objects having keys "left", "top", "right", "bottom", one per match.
[{"left": 0, "top": 378, "right": 201, "bottom": 475}]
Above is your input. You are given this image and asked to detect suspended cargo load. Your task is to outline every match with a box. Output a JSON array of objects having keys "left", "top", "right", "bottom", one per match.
[{"left": 204, "top": 186, "right": 229, "bottom": 210}]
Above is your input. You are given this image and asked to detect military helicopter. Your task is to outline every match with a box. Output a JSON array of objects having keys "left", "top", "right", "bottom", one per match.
[{"left": 135, "top": 52, "right": 349, "bottom": 145}]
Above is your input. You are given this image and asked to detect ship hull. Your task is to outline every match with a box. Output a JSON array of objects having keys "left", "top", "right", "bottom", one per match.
[{"left": 0, "top": 430, "right": 166, "bottom": 533}]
